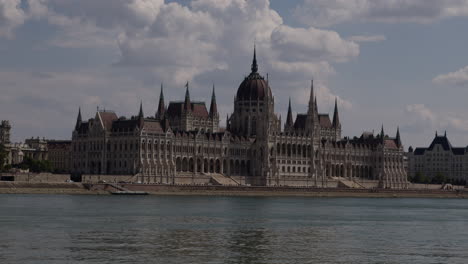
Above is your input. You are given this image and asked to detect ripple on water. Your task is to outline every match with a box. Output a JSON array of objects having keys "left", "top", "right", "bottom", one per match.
[{"left": 1, "top": 195, "right": 468, "bottom": 264}]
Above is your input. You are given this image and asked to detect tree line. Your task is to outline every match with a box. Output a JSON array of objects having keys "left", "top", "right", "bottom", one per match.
[
  {"left": 0, "top": 144, "right": 53, "bottom": 173},
  {"left": 409, "top": 172, "right": 467, "bottom": 186}
]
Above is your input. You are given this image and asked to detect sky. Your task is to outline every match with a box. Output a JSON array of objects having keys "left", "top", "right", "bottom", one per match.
[{"left": 1, "top": 0, "right": 468, "bottom": 149}]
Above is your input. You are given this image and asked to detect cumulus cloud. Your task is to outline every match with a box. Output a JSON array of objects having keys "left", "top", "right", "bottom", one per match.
[
  {"left": 294, "top": 0, "right": 468, "bottom": 27},
  {"left": 348, "top": 34, "right": 386, "bottom": 43},
  {"left": 404, "top": 104, "right": 468, "bottom": 134},
  {"left": 0, "top": 0, "right": 26, "bottom": 38},
  {"left": 292, "top": 80, "right": 351, "bottom": 111},
  {"left": 433, "top": 66, "right": 468, "bottom": 86},
  {"left": 271, "top": 25, "right": 359, "bottom": 63},
  {"left": 0, "top": 0, "right": 362, "bottom": 140}
]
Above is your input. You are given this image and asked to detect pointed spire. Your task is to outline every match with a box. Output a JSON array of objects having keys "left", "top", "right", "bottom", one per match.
[
  {"left": 444, "top": 130, "right": 447, "bottom": 137},
  {"left": 396, "top": 126, "right": 401, "bottom": 147},
  {"left": 332, "top": 97, "right": 340, "bottom": 128},
  {"left": 314, "top": 96, "right": 318, "bottom": 113},
  {"left": 184, "top": 81, "right": 191, "bottom": 112},
  {"left": 75, "top": 107, "right": 82, "bottom": 130},
  {"left": 286, "top": 97, "right": 293, "bottom": 128},
  {"left": 156, "top": 83, "right": 165, "bottom": 119},
  {"left": 380, "top": 124, "right": 385, "bottom": 141},
  {"left": 308, "top": 79, "right": 315, "bottom": 113},
  {"left": 251, "top": 44, "right": 258, "bottom": 73},
  {"left": 209, "top": 84, "right": 218, "bottom": 117},
  {"left": 138, "top": 100, "right": 144, "bottom": 118}
]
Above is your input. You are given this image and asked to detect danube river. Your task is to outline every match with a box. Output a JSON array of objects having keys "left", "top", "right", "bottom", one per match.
[{"left": 1, "top": 195, "right": 467, "bottom": 263}]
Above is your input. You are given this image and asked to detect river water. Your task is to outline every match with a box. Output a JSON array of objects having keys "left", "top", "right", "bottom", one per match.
[{"left": 0, "top": 194, "right": 467, "bottom": 263}]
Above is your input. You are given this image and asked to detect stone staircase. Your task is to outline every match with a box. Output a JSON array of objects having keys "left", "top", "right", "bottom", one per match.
[
  {"left": 107, "top": 183, "right": 148, "bottom": 195},
  {"left": 335, "top": 177, "right": 366, "bottom": 189},
  {"left": 209, "top": 173, "right": 240, "bottom": 186}
]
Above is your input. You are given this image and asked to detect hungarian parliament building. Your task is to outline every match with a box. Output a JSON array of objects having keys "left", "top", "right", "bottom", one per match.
[{"left": 71, "top": 48, "right": 408, "bottom": 188}]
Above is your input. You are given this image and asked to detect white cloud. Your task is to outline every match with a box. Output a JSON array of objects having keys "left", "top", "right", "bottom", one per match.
[
  {"left": 0, "top": 0, "right": 26, "bottom": 38},
  {"left": 348, "top": 34, "right": 386, "bottom": 43},
  {"left": 404, "top": 104, "right": 468, "bottom": 134},
  {"left": 294, "top": 0, "right": 468, "bottom": 27},
  {"left": 271, "top": 25, "right": 360, "bottom": 63},
  {"left": 292, "top": 80, "right": 352, "bottom": 111},
  {"left": 433, "top": 66, "right": 468, "bottom": 86},
  {"left": 0, "top": 0, "right": 360, "bottom": 140}
]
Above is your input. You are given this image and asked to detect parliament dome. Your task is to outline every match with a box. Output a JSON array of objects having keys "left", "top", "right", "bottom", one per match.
[{"left": 236, "top": 47, "right": 272, "bottom": 101}]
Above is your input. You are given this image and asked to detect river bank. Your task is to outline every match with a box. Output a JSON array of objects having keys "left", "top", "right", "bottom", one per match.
[
  {"left": 0, "top": 182, "right": 467, "bottom": 198},
  {"left": 0, "top": 182, "right": 106, "bottom": 195}
]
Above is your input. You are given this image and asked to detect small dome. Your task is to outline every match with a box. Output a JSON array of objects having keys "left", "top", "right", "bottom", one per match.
[{"left": 236, "top": 73, "right": 272, "bottom": 101}]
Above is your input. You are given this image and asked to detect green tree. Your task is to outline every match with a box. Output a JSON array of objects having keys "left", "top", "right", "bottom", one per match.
[
  {"left": 0, "top": 144, "right": 8, "bottom": 172},
  {"left": 20, "top": 156, "right": 53, "bottom": 173},
  {"left": 432, "top": 173, "right": 447, "bottom": 184},
  {"left": 413, "top": 172, "right": 428, "bottom": 183}
]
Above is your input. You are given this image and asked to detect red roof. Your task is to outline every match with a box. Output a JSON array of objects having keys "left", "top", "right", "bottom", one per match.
[
  {"left": 167, "top": 102, "right": 209, "bottom": 118},
  {"left": 98, "top": 111, "right": 118, "bottom": 131},
  {"left": 318, "top": 114, "right": 332, "bottom": 128},
  {"left": 384, "top": 139, "right": 398, "bottom": 149},
  {"left": 143, "top": 120, "right": 164, "bottom": 133}
]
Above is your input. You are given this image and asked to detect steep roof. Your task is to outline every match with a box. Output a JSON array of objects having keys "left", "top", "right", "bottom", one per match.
[
  {"left": 98, "top": 111, "right": 118, "bottom": 131},
  {"left": 111, "top": 118, "right": 165, "bottom": 133},
  {"left": 167, "top": 101, "right": 209, "bottom": 119},
  {"left": 428, "top": 135, "right": 452, "bottom": 151},
  {"left": 142, "top": 119, "right": 164, "bottom": 133},
  {"left": 413, "top": 135, "right": 466, "bottom": 155},
  {"left": 384, "top": 139, "right": 398, "bottom": 149},
  {"left": 318, "top": 114, "right": 332, "bottom": 128},
  {"left": 293, "top": 114, "right": 307, "bottom": 130}
]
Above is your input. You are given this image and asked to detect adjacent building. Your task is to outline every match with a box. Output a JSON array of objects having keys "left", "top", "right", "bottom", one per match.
[
  {"left": 408, "top": 132, "right": 468, "bottom": 183},
  {"left": 71, "top": 48, "right": 408, "bottom": 188},
  {"left": 47, "top": 140, "right": 71, "bottom": 173}
]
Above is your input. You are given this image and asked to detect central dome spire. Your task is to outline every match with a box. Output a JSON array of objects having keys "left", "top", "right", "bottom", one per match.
[
  {"left": 236, "top": 45, "right": 272, "bottom": 101},
  {"left": 251, "top": 44, "right": 258, "bottom": 73}
]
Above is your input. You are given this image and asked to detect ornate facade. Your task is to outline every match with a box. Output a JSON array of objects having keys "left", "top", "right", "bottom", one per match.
[
  {"left": 408, "top": 132, "right": 468, "bottom": 183},
  {"left": 71, "top": 48, "right": 408, "bottom": 188}
]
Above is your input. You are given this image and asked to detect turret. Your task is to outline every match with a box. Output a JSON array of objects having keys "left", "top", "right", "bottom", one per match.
[
  {"left": 138, "top": 100, "right": 144, "bottom": 118},
  {"left": 308, "top": 80, "right": 315, "bottom": 115},
  {"left": 184, "top": 82, "right": 191, "bottom": 112},
  {"left": 396, "top": 126, "right": 401, "bottom": 147},
  {"left": 285, "top": 97, "right": 294, "bottom": 131},
  {"left": 156, "top": 83, "right": 165, "bottom": 119},
  {"left": 75, "top": 107, "right": 82, "bottom": 130},
  {"left": 332, "top": 98, "right": 340, "bottom": 128},
  {"left": 209, "top": 84, "right": 218, "bottom": 118},
  {"left": 380, "top": 124, "right": 385, "bottom": 142},
  {"left": 138, "top": 101, "right": 144, "bottom": 127},
  {"left": 314, "top": 96, "right": 318, "bottom": 114}
]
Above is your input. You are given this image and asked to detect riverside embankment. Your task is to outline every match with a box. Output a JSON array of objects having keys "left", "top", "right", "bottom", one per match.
[
  {"left": 1, "top": 182, "right": 467, "bottom": 198},
  {"left": 91, "top": 183, "right": 468, "bottom": 198},
  {"left": 0, "top": 182, "right": 106, "bottom": 195}
]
